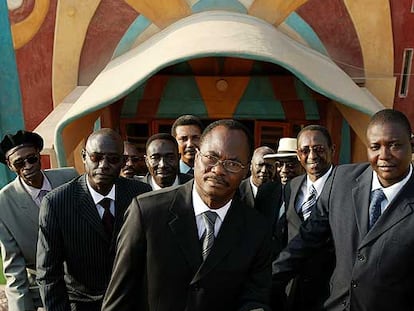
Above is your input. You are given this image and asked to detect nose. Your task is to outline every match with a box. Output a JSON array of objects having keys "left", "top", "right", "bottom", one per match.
[
  {"left": 98, "top": 156, "right": 110, "bottom": 168},
  {"left": 157, "top": 157, "right": 166, "bottom": 167},
  {"left": 210, "top": 160, "right": 226, "bottom": 175},
  {"left": 378, "top": 146, "right": 392, "bottom": 159}
]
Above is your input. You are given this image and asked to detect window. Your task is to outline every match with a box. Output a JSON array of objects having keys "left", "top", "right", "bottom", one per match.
[{"left": 399, "top": 48, "right": 413, "bottom": 97}]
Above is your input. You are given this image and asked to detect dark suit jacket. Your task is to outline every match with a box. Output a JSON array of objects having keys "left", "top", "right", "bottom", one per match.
[
  {"left": 36, "top": 175, "right": 151, "bottom": 311},
  {"left": 137, "top": 172, "right": 193, "bottom": 189},
  {"left": 282, "top": 174, "right": 335, "bottom": 311},
  {"left": 102, "top": 181, "right": 272, "bottom": 311},
  {"left": 274, "top": 163, "right": 414, "bottom": 311}
]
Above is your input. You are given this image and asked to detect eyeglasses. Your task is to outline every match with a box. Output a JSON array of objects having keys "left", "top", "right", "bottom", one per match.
[
  {"left": 84, "top": 150, "right": 124, "bottom": 164},
  {"left": 125, "top": 156, "right": 144, "bottom": 163},
  {"left": 11, "top": 154, "right": 39, "bottom": 169},
  {"left": 197, "top": 149, "right": 246, "bottom": 173},
  {"left": 297, "top": 145, "right": 326, "bottom": 157},
  {"left": 275, "top": 160, "right": 299, "bottom": 169}
]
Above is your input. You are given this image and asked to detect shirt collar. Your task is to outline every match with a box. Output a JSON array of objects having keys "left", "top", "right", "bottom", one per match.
[
  {"left": 192, "top": 184, "right": 232, "bottom": 222},
  {"left": 21, "top": 171, "right": 52, "bottom": 201},
  {"left": 179, "top": 160, "right": 192, "bottom": 174},
  {"left": 86, "top": 176, "right": 116, "bottom": 205},
  {"left": 150, "top": 175, "right": 180, "bottom": 190},
  {"left": 306, "top": 165, "right": 333, "bottom": 197},
  {"left": 371, "top": 164, "right": 413, "bottom": 203},
  {"left": 249, "top": 176, "right": 258, "bottom": 197}
]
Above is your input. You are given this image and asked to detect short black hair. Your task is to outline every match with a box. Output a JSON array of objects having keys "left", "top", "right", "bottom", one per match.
[
  {"left": 297, "top": 124, "right": 333, "bottom": 148},
  {"left": 171, "top": 115, "right": 204, "bottom": 137},
  {"left": 146, "top": 133, "right": 179, "bottom": 153},
  {"left": 200, "top": 119, "right": 254, "bottom": 159},
  {"left": 368, "top": 109, "right": 412, "bottom": 138}
]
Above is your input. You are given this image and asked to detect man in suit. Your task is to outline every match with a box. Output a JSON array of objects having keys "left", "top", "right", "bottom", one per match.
[
  {"left": 120, "top": 141, "right": 146, "bottom": 178},
  {"left": 102, "top": 119, "right": 272, "bottom": 311},
  {"left": 171, "top": 114, "right": 204, "bottom": 176},
  {"left": 36, "top": 128, "right": 151, "bottom": 311},
  {"left": 273, "top": 109, "right": 414, "bottom": 311},
  {"left": 279, "top": 125, "right": 336, "bottom": 311},
  {"left": 239, "top": 146, "right": 276, "bottom": 208},
  {"left": 264, "top": 138, "right": 303, "bottom": 185},
  {"left": 0, "top": 130, "right": 78, "bottom": 311},
  {"left": 139, "top": 133, "right": 192, "bottom": 189}
]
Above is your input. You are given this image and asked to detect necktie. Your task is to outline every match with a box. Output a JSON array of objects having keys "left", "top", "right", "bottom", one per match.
[
  {"left": 100, "top": 198, "right": 114, "bottom": 236},
  {"left": 37, "top": 189, "right": 49, "bottom": 206},
  {"left": 369, "top": 189, "right": 385, "bottom": 229},
  {"left": 201, "top": 211, "right": 218, "bottom": 260},
  {"left": 301, "top": 185, "right": 317, "bottom": 220}
]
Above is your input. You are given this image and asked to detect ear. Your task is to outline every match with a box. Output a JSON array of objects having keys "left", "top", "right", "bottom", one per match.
[
  {"left": 410, "top": 134, "right": 414, "bottom": 153},
  {"left": 6, "top": 159, "right": 14, "bottom": 172},
  {"left": 331, "top": 144, "right": 336, "bottom": 155},
  {"left": 81, "top": 149, "right": 87, "bottom": 163},
  {"left": 144, "top": 155, "right": 150, "bottom": 168}
]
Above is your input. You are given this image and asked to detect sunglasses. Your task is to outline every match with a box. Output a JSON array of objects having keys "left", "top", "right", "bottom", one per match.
[
  {"left": 11, "top": 154, "right": 39, "bottom": 169},
  {"left": 84, "top": 150, "right": 124, "bottom": 164},
  {"left": 297, "top": 145, "right": 326, "bottom": 156}
]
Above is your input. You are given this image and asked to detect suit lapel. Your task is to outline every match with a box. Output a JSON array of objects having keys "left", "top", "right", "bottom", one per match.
[
  {"left": 168, "top": 182, "right": 203, "bottom": 275},
  {"left": 352, "top": 167, "right": 372, "bottom": 241},
  {"left": 287, "top": 175, "right": 306, "bottom": 227},
  {"left": 10, "top": 177, "right": 39, "bottom": 226},
  {"left": 191, "top": 197, "right": 244, "bottom": 284},
  {"left": 74, "top": 175, "right": 109, "bottom": 241},
  {"left": 240, "top": 179, "right": 255, "bottom": 208},
  {"left": 359, "top": 173, "right": 414, "bottom": 248}
]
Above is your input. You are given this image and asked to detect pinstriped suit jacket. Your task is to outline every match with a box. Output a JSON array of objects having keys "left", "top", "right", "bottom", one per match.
[
  {"left": 36, "top": 174, "right": 151, "bottom": 311},
  {"left": 0, "top": 167, "right": 78, "bottom": 311}
]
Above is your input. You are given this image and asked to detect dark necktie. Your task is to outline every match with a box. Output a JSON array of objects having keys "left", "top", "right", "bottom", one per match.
[
  {"left": 201, "top": 211, "right": 218, "bottom": 260},
  {"left": 37, "top": 189, "right": 49, "bottom": 206},
  {"left": 369, "top": 189, "right": 385, "bottom": 229},
  {"left": 301, "top": 185, "right": 317, "bottom": 220},
  {"left": 100, "top": 198, "right": 114, "bottom": 236}
]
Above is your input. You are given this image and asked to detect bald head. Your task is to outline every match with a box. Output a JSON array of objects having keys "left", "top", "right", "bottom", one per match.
[{"left": 250, "top": 146, "right": 276, "bottom": 187}]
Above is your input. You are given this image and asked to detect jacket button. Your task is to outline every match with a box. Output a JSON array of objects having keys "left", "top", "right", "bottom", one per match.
[
  {"left": 192, "top": 283, "right": 200, "bottom": 291},
  {"left": 357, "top": 253, "right": 365, "bottom": 261},
  {"left": 342, "top": 300, "right": 347, "bottom": 306},
  {"left": 351, "top": 280, "right": 358, "bottom": 288}
]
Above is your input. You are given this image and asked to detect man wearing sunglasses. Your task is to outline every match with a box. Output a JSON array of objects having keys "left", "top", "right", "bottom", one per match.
[
  {"left": 103, "top": 120, "right": 272, "bottom": 311},
  {"left": 0, "top": 130, "right": 78, "bottom": 311},
  {"left": 36, "top": 128, "right": 151, "bottom": 311},
  {"left": 276, "top": 125, "right": 336, "bottom": 311},
  {"left": 120, "top": 141, "right": 147, "bottom": 178}
]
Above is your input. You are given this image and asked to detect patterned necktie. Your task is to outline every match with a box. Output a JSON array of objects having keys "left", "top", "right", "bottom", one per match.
[
  {"left": 301, "top": 185, "right": 317, "bottom": 220},
  {"left": 100, "top": 198, "right": 114, "bottom": 236},
  {"left": 201, "top": 211, "right": 218, "bottom": 260},
  {"left": 369, "top": 189, "right": 385, "bottom": 229}
]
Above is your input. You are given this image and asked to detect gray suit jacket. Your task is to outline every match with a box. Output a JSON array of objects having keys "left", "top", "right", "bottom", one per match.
[
  {"left": 0, "top": 168, "right": 78, "bottom": 311},
  {"left": 36, "top": 174, "right": 151, "bottom": 311},
  {"left": 274, "top": 163, "right": 414, "bottom": 311},
  {"left": 283, "top": 173, "right": 335, "bottom": 311},
  {"left": 102, "top": 181, "right": 272, "bottom": 311}
]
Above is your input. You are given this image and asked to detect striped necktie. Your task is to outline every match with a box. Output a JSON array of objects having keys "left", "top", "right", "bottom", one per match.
[
  {"left": 201, "top": 211, "right": 218, "bottom": 260},
  {"left": 301, "top": 185, "right": 317, "bottom": 220},
  {"left": 369, "top": 189, "right": 385, "bottom": 229}
]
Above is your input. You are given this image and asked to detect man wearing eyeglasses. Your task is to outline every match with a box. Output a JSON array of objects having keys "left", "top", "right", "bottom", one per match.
[
  {"left": 0, "top": 130, "right": 78, "bottom": 311},
  {"left": 120, "top": 141, "right": 147, "bottom": 178},
  {"left": 103, "top": 120, "right": 272, "bottom": 311},
  {"left": 274, "top": 125, "right": 336, "bottom": 311},
  {"left": 138, "top": 133, "right": 192, "bottom": 190},
  {"left": 36, "top": 128, "right": 151, "bottom": 311}
]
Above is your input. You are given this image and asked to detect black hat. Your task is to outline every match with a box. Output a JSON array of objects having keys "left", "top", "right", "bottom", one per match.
[{"left": 0, "top": 130, "right": 43, "bottom": 164}]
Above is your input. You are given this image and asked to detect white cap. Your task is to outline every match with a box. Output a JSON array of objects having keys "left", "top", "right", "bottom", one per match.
[{"left": 263, "top": 137, "right": 297, "bottom": 159}]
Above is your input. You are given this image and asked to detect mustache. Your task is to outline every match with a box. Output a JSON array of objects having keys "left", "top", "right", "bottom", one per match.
[{"left": 204, "top": 175, "right": 229, "bottom": 186}]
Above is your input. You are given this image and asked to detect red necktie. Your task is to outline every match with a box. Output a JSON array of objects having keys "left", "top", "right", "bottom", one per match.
[{"left": 100, "top": 198, "right": 114, "bottom": 236}]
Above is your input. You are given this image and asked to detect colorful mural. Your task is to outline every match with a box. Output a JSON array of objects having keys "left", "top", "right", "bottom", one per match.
[{"left": 1, "top": 0, "right": 413, "bottom": 186}]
